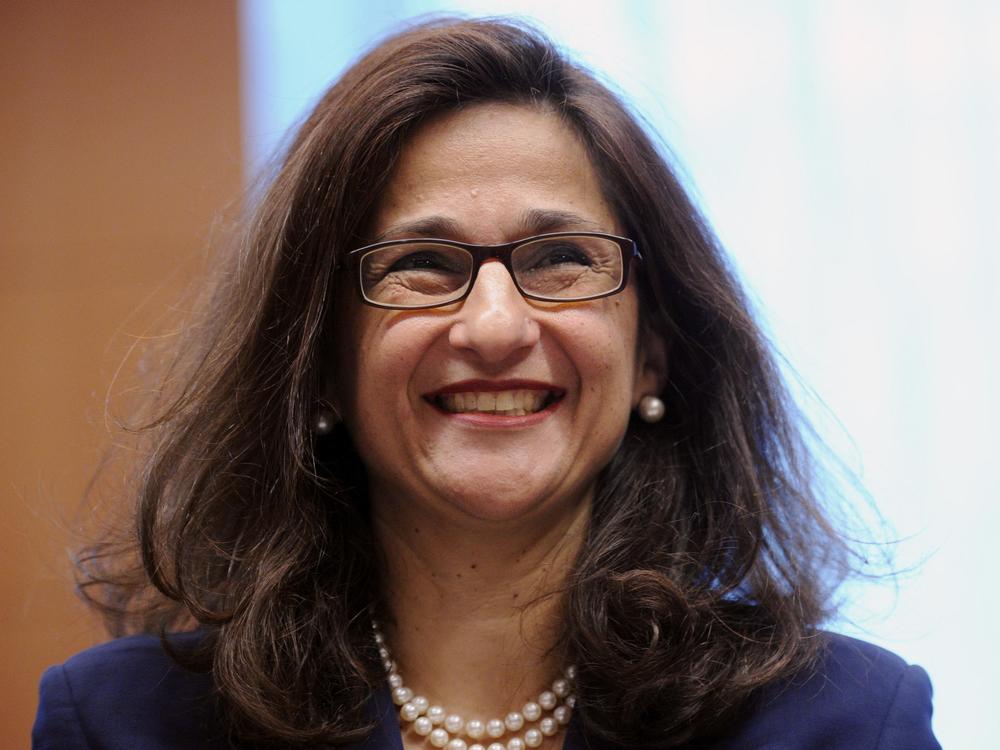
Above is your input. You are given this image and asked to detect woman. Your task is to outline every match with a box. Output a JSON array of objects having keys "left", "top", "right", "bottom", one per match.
[{"left": 34, "top": 18, "right": 939, "bottom": 750}]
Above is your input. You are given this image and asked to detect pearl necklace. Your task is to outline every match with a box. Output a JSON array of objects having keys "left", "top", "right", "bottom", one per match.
[{"left": 374, "top": 622, "right": 576, "bottom": 750}]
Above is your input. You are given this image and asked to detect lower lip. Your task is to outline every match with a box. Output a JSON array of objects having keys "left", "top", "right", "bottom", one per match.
[{"left": 428, "top": 397, "right": 562, "bottom": 428}]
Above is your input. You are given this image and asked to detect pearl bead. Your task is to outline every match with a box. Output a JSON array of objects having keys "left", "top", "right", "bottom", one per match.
[
  {"left": 551, "top": 678, "right": 570, "bottom": 698},
  {"left": 466, "top": 719, "right": 485, "bottom": 739},
  {"left": 401, "top": 702, "right": 420, "bottom": 721},
  {"left": 504, "top": 711, "right": 524, "bottom": 731},
  {"left": 371, "top": 621, "right": 577, "bottom": 750},
  {"left": 638, "top": 394, "right": 665, "bottom": 423}
]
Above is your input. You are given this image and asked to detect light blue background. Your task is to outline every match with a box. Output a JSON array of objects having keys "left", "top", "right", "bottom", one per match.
[{"left": 239, "top": 2, "right": 1000, "bottom": 746}]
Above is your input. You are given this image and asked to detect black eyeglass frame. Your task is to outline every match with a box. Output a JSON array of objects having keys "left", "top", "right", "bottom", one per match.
[{"left": 343, "top": 231, "right": 642, "bottom": 310}]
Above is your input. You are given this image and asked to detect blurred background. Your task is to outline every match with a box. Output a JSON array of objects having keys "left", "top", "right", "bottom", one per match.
[{"left": 3, "top": 1, "right": 997, "bottom": 747}]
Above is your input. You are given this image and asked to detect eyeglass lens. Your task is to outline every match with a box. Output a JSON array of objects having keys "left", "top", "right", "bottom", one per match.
[{"left": 359, "top": 235, "right": 624, "bottom": 308}]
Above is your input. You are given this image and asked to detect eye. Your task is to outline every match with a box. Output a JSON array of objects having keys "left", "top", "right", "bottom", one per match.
[
  {"left": 388, "top": 249, "right": 463, "bottom": 273},
  {"left": 360, "top": 244, "right": 473, "bottom": 303},
  {"left": 525, "top": 241, "right": 593, "bottom": 268}
]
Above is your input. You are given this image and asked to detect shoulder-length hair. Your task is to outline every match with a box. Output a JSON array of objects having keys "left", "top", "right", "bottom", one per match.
[{"left": 79, "top": 16, "right": 860, "bottom": 748}]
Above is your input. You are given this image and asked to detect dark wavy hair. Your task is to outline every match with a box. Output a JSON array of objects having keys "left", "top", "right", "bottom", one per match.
[{"left": 77, "top": 16, "right": 864, "bottom": 748}]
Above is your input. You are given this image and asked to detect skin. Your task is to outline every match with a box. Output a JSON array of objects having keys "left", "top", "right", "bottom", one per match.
[{"left": 333, "top": 103, "right": 665, "bottom": 747}]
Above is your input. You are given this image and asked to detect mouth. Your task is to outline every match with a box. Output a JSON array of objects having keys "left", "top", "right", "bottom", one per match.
[{"left": 425, "top": 381, "right": 565, "bottom": 417}]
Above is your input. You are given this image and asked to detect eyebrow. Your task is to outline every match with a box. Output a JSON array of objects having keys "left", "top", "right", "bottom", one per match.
[{"left": 372, "top": 208, "right": 602, "bottom": 243}]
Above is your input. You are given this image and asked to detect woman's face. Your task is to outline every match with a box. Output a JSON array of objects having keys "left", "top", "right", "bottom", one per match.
[{"left": 334, "top": 103, "right": 662, "bottom": 524}]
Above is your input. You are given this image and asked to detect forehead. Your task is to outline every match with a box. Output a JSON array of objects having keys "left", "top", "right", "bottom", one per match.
[{"left": 371, "top": 102, "right": 620, "bottom": 242}]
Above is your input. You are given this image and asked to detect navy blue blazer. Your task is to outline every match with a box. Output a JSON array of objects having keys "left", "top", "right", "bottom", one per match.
[{"left": 33, "top": 632, "right": 940, "bottom": 749}]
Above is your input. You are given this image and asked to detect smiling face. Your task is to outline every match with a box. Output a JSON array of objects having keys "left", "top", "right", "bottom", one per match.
[{"left": 333, "top": 103, "right": 663, "bottom": 525}]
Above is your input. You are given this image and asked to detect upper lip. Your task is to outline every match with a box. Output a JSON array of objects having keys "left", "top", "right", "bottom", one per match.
[{"left": 425, "top": 379, "right": 564, "bottom": 396}]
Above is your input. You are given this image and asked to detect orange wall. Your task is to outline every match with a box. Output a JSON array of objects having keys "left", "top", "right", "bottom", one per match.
[{"left": 0, "top": 2, "right": 242, "bottom": 745}]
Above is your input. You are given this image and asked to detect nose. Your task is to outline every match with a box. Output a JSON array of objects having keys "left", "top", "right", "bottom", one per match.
[{"left": 448, "top": 260, "right": 540, "bottom": 363}]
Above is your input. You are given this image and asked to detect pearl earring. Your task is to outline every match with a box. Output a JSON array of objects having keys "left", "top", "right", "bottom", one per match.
[
  {"left": 313, "top": 406, "right": 338, "bottom": 436},
  {"left": 638, "top": 395, "right": 665, "bottom": 424}
]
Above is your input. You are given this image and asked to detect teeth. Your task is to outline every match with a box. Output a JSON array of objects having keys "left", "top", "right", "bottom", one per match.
[{"left": 437, "top": 390, "right": 552, "bottom": 415}]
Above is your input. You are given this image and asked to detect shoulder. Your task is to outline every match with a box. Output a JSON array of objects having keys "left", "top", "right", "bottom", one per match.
[
  {"left": 706, "top": 633, "right": 941, "bottom": 750},
  {"left": 33, "top": 632, "right": 227, "bottom": 750}
]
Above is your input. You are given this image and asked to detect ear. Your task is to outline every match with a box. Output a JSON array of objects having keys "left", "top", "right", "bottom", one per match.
[{"left": 631, "top": 325, "right": 669, "bottom": 408}]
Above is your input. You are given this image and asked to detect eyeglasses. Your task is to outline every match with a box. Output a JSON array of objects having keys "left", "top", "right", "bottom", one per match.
[{"left": 344, "top": 231, "right": 640, "bottom": 310}]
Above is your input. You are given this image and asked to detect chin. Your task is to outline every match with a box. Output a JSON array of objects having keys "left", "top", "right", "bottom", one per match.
[
  {"left": 444, "top": 493, "right": 548, "bottom": 523},
  {"left": 434, "top": 476, "right": 592, "bottom": 525}
]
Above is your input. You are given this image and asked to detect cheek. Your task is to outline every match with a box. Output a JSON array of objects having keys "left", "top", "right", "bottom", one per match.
[
  {"left": 333, "top": 304, "right": 390, "bottom": 423},
  {"left": 552, "top": 311, "right": 640, "bottom": 430},
  {"left": 334, "top": 326, "right": 409, "bottom": 474},
  {"left": 581, "top": 295, "right": 641, "bottom": 390},
  {"left": 338, "top": 312, "right": 438, "bottom": 423}
]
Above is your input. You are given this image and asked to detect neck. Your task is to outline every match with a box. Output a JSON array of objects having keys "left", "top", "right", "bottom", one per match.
[{"left": 372, "top": 491, "right": 589, "bottom": 721}]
